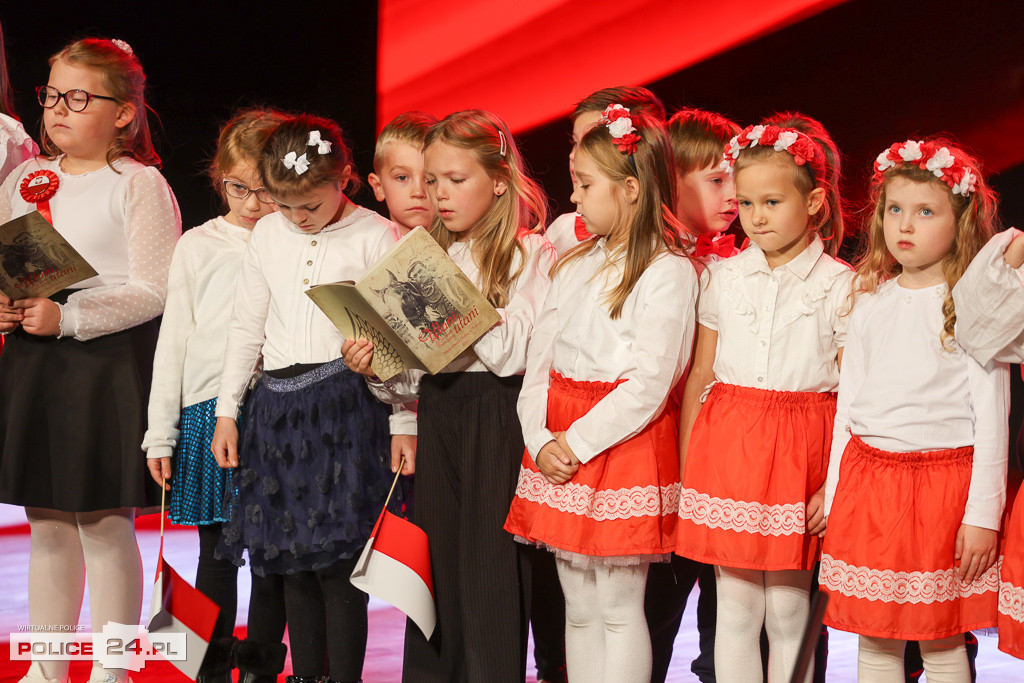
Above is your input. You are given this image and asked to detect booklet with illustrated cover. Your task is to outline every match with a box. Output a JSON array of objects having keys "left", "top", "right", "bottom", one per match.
[
  {"left": 0, "top": 210, "right": 98, "bottom": 300},
  {"left": 306, "top": 226, "right": 500, "bottom": 381}
]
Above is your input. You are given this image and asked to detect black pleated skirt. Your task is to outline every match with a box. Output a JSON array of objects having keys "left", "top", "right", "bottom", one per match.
[{"left": 0, "top": 290, "right": 161, "bottom": 512}]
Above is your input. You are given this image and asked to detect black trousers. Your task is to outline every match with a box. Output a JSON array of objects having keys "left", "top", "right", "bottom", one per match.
[{"left": 402, "top": 372, "right": 531, "bottom": 683}]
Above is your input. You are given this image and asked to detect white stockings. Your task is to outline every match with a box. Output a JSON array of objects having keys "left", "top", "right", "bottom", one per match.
[
  {"left": 858, "top": 635, "right": 969, "bottom": 683},
  {"left": 714, "top": 566, "right": 813, "bottom": 683},
  {"left": 24, "top": 508, "right": 142, "bottom": 683},
  {"left": 555, "top": 559, "right": 651, "bottom": 683}
]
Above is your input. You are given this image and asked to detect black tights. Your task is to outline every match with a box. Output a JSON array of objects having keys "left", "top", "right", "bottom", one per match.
[
  {"left": 196, "top": 523, "right": 239, "bottom": 640},
  {"left": 283, "top": 555, "right": 367, "bottom": 682}
]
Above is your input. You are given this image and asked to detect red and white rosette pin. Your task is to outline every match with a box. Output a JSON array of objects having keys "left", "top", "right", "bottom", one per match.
[{"left": 20, "top": 170, "right": 60, "bottom": 224}]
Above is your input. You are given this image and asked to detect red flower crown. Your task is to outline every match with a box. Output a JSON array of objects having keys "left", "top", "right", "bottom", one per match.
[
  {"left": 873, "top": 140, "right": 977, "bottom": 197},
  {"left": 721, "top": 124, "right": 826, "bottom": 185}
]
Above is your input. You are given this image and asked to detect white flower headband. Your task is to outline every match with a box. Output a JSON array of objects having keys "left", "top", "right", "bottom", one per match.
[
  {"left": 281, "top": 130, "right": 333, "bottom": 175},
  {"left": 601, "top": 104, "right": 640, "bottom": 155},
  {"left": 874, "top": 140, "right": 978, "bottom": 197},
  {"left": 111, "top": 39, "right": 134, "bottom": 56}
]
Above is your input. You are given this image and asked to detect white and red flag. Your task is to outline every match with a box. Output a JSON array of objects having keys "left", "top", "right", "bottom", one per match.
[{"left": 350, "top": 506, "right": 436, "bottom": 639}]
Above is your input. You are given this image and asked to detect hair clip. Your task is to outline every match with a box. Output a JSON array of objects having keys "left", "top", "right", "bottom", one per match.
[
  {"left": 307, "top": 130, "right": 332, "bottom": 155},
  {"left": 282, "top": 151, "right": 310, "bottom": 175},
  {"left": 498, "top": 130, "right": 507, "bottom": 157},
  {"left": 111, "top": 39, "right": 134, "bottom": 56}
]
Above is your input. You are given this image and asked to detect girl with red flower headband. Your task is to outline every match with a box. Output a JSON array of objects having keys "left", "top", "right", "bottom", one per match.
[
  {"left": 0, "top": 38, "right": 180, "bottom": 683},
  {"left": 675, "top": 112, "right": 851, "bottom": 682},
  {"left": 821, "top": 139, "right": 1008, "bottom": 679},
  {"left": 504, "top": 106, "right": 697, "bottom": 683}
]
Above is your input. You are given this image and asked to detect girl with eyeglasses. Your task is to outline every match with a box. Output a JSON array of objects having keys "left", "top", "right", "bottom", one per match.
[
  {"left": 142, "top": 108, "right": 289, "bottom": 683},
  {"left": 0, "top": 38, "right": 181, "bottom": 683}
]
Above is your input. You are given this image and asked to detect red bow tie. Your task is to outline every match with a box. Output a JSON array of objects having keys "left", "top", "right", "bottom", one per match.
[
  {"left": 692, "top": 232, "right": 736, "bottom": 259},
  {"left": 574, "top": 215, "right": 592, "bottom": 241}
]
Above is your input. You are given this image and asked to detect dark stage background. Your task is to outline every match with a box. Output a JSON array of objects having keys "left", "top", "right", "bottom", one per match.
[{"left": 1, "top": 0, "right": 1022, "bottom": 252}]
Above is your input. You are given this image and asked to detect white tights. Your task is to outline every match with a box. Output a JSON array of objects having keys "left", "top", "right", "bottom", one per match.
[
  {"left": 714, "top": 566, "right": 813, "bottom": 683},
  {"left": 858, "top": 635, "right": 969, "bottom": 683},
  {"left": 555, "top": 559, "right": 651, "bottom": 683},
  {"left": 24, "top": 508, "right": 143, "bottom": 683}
]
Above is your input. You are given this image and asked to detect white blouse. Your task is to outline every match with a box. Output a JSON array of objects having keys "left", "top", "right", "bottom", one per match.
[
  {"left": 142, "top": 217, "right": 252, "bottom": 459},
  {"left": 367, "top": 232, "right": 556, "bottom": 401},
  {"left": 952, "top": 228, "right": 1024, "bottom": 365},
  {"left": 216, "top": 207, "right": 399, "bottom": 420},
  {"left": 519, "top": 242, "right": 698, "bottom": 463},
  {"left": 824, "top": 279, "right": 1009, "bottom": 531},
  {"left": 699, "top": 236, "right": 853, "bottom": 393},
  {"left": 0, "top": 113, "right": 38, "bottom": 184},
  {"left": 0, "top": 156, "right": 181, "bottom": 340}
]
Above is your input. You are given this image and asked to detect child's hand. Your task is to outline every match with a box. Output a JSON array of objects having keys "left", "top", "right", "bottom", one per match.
[
  {"left": 1005, "top": 232, "right": 1024, "bottom": 269},
  {"left": 0, "top": 293, "right": 22, "bottom": 333},
  {"left": 391, "top": 434, "right": 416, "bottom": 475},
  {"left": 341, "top": 338, "right": 376, "bottom": 377},
  {"left": 955, "top": 523, "right": 998, "bottom": 583},
  {"left": 806, "top": 484, "right": 827, "bottom": 537},
  {"left": 148, "top": 457, "right": 172, "bottom": 491},
  {"left": 554, "top": 431, "right": 582, "bottom": 469},
  {"left": 211, "top": 417, "right": 240, "bottom": 468},
  {"left": 537, "top": 439, "right": 578, "bottom": 484},
  {"left": 15, "top": 298, "right": 60, "bottom": 336}
]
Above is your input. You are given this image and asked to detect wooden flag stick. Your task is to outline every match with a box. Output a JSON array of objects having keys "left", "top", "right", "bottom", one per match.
[{"left": 382, "top": 456, "right": 406, "bottom": 511}]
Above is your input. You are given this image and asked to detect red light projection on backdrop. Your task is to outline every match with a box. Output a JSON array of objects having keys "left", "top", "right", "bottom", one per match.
[{"left": 378, "top": 0, "right": 848, "bottom": 133}]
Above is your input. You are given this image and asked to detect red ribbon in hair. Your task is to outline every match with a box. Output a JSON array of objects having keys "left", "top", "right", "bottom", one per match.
[{"left": 20, "top": 170, "right": 60, "bottom": 224}]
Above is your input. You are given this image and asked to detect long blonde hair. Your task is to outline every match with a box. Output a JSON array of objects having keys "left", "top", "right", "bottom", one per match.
[
  {"left": 424, "top": 110, "right": 547, "bottom": 308},
  {"left": 555, "top": 109, "right": 689, "bottom": 319},
  {"left": 854, "top": 139, "right": 999, "bottom": 348}
]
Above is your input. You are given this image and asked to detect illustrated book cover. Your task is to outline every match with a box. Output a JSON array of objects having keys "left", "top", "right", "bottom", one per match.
[{"left": 0, "top": 210, "right": 97, "bottom": 299}]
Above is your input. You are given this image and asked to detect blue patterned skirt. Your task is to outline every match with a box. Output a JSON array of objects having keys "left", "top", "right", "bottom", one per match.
[
  {"left": 216, "top": 358, "right": 394, "bottom": 576},
  {"left": 170, "top": 398, "right": 228, "bottom": 525}
]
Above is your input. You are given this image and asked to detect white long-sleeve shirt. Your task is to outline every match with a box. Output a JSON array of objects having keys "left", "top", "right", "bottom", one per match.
[
  {"left": 0, "top": 113, "right": 38, "bottom": 185},
  {"left": 367, "top": 232, "right": 556, "bottom": 401},
  {"left": 216, "top": 207, "right": 399, "bottom": 420},
  {"left": 142, "top": 217, "right": 252, "bottom": 459},
  {"left": 824, "top": 278, "right": 1009, "bottom": 531},
  {"left": 519, "top": 242, "right": 698, "bottom": 463},
  {"left": 699, "top": 236, "right": 853, "bottom": 392},
  {"left": 0, "top": 156, "right": 181, "bottom": 340},
  {"left": 953, "top": 227, "right": 1024, "bottom": 365}
]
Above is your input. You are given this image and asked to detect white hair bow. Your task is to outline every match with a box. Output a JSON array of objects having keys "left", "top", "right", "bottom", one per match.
[
  {"left": 308, "top": 130, "right": 333, "bottom": 154},
  {"left": 282, "top": 151, "right": 310, "bottom": 175}
]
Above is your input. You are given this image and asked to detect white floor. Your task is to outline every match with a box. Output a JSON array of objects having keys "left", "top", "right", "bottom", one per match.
[{"left": 0, "top": 522, "right": 1021, "bottom": 681}]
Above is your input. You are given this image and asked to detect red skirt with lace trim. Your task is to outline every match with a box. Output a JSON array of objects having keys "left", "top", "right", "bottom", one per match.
[
  {"left": 675, "top": 383, "right": 834, "bottom": 571},
  {"left": 820, "top": 436, "right": 999, "bottom": 641},
  {"left": 503, "top": 372, "right": 680, "bottom": 557},
  {"left": 999, "top": 482, "right": 1024, "bottom": 658}
]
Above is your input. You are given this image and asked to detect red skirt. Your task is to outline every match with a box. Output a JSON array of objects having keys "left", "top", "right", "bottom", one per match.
[
  {"left": 675, "top": 383, "right": 834, "bottom": 571},
  {"left": 503, "top": 372, "right": 680, "bottom": 558},
  {"left": 999, "top": 486, "right": 1024, "bottom": 658},
  {"left": 820, "top": 436, "right": 998, "bottom": 641}
]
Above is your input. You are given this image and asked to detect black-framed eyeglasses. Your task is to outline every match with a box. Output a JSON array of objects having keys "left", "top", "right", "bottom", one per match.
[
  {"left": 36, "top": 85, "right": 117, "bottom": 112},
  {"left": 222, "top": 179, "right": 274, "bottom": 204}
]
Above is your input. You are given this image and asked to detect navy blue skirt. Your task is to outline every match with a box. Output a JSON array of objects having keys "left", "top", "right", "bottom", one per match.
[{"left": 217, "top": 358, "right": 394, "bottom": 576}]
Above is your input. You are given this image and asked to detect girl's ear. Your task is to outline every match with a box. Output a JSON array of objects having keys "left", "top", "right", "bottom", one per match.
[
  {"left": 338, "top": 165, "right": 353, "bottom": 191},
  {"left": 493, "top": 178, "right": 507, "bottom": 196},
  {"left": 114, "top": 102, "right": 136, "bottom": 130},
  {"left": 806, "top": 187, "right": 826, "bottom": 216},
  {"left": 623, "top": 177, "right": 640, "bottom": 204}
]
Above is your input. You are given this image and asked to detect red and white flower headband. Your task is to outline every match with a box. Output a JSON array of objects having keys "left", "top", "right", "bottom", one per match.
[
  {"left": 874, "top": 140, "right": 977, "bottom": 197},
  {"left": 601, "top": 104, "right": 641, "bottom": 155},
  {"left": 721, "top": 124, "right": 825, "bottom": 185}
]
